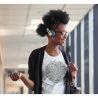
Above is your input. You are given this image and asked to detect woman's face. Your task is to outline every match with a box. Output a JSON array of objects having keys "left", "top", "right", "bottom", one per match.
[{"left": 52, "top": 24, "right": 68, "bottom": 46}]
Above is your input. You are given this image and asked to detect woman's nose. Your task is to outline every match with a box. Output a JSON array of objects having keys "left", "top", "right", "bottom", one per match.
[
  {"left": 64, "top": 35, "right": 67, "bottom": 39},
  {"left": 62, "top": 33, "right": 67, "bottom": 39}
]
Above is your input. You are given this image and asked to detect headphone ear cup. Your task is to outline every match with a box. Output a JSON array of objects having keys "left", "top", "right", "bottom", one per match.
[
  {"left": 52, "top": 31, "right": 56, "bottom": 37},
  {"left": 46, "top": 28, "right": 56, "bottom": 37}
]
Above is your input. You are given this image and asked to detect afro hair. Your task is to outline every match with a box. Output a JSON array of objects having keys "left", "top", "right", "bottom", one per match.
[{"left": 36, "top": 10, "right": 70, "bottom": 37}]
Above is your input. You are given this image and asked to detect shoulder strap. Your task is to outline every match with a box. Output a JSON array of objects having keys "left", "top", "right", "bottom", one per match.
[{"left": 60, "top": 50, "right": 69, "bottom": 65}]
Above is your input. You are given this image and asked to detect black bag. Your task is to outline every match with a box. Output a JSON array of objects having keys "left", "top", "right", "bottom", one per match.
[
  {"left": 63, "top": 52, "right": 81, "bottom": 94},
  {"left": 64, "top": 70, "right": 81, "bottom": 94}
]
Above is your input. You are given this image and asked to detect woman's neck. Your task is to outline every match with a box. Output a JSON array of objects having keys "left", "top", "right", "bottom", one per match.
[{"left": 45, "top": 43, "right": 60, "bottom": 56}]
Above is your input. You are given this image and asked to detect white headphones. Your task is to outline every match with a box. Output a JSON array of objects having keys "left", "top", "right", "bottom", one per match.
[{"left": 46, "top": 28, "right": 56, "bottom": 37}]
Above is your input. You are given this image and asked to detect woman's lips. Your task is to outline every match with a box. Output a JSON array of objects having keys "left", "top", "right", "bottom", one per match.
[{"left": 61, "top": 39, "right": 65, "bottom": 43}]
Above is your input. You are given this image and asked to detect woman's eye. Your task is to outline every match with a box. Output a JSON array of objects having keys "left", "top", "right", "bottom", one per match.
[{"left": 61, "top": 32, "right": 65, "bottom": 36}]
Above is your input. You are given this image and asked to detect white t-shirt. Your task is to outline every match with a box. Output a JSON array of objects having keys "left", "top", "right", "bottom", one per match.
[{"left": 42, "top": 50, "right": 67, "bottom": 94}]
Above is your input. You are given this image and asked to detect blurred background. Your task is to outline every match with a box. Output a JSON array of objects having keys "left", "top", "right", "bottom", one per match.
[{"left": 0, "top": 4, "right": 98, "bottom": 94}]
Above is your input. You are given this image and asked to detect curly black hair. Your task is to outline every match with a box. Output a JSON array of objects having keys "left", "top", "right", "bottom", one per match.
[{"left": 36, "top": 10, "right": 70, "bottom": 37}]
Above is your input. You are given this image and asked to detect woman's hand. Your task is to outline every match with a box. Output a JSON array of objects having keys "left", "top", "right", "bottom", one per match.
[
  {"left": 9, "top": 72, "right": 23, "bottom": 81},
  {"left": 68, "top": 63, "right": 78, "bottom": 72},
  {"left": 67, "top": 63, "right": 78, "bottom": 80}
]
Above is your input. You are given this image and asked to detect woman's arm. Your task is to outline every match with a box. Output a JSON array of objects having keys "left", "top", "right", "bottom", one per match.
[{"left": 9, "top": 72, "right": 34, "bottom": 90}]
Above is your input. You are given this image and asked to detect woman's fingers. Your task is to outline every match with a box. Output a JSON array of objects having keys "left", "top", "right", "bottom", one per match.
[
  {"left": 9, "top": 72, "right": 19, "bottom": 81},
  {"left": 68, "top": 63, "right": 78, "bottom": 72}
]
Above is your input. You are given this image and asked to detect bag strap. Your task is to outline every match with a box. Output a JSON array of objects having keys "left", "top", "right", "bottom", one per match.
[
  {"left": 61, "top": 50, "right": 73, "bottom": 94},
  {"left": 60, "top": 50, "right": 69, "bottom": 65}
]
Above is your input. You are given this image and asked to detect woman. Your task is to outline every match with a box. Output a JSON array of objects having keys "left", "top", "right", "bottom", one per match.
[{"left": 10, "top": 10, "right": 77, "bottom": 94}]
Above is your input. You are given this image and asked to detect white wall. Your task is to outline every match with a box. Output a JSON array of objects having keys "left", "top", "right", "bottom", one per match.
[{"left": 0, "top": 45, "right": 4, "bottom": 93}]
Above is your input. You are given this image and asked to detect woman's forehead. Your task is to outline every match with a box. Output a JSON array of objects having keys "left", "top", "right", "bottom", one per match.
[{"left": 54, "top": 24, "right": 66, "bottom": 30}]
